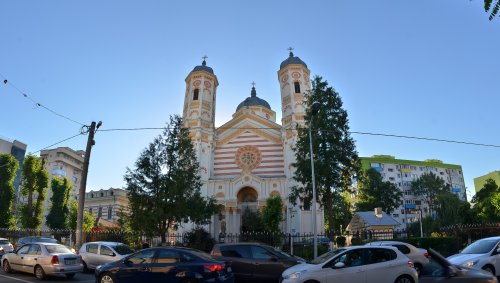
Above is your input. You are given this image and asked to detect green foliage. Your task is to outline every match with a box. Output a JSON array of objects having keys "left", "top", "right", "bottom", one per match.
[
  {"left": 241, "top": 208, "right": 263, "bottom": 232},
  {"left": 485, "top": 0, "right": 500, "bottom": 20},
  {"left": 434, "top": 191, "right": 463, "bottom": 225},
  {"left": 324, "top": 191, "right": 352, "bottom": 236},
  {"left": 292, "top": 244, "right": 329, "bottom": 261},
  {"left": 124, "top": 115, "right": 221, "bottom": 243},
  {"left": 185, "top": 227, "right": 216, "bottom": 252},
  {"left": 46, "top": 177, "right": 72, "bottom": 230},
  {"left": 0, "top": 154, "right": 19, "bottom": 228},
  {"left": 67, "top": 200, "right": 95, "bottom": 232},
  {"left": 290, "top": 76, "right": 360, "bottom": 236},
  {"left": 471, "top": 179, "right": 500, "bottom": 222},
  {"left": 356, "top": 168, "right": 402, "bottom": 214},
  {"left": 335, "top": 236, "right": 346, "bottom": 247},
  {"left": 410, "top": 172, "right": 450, "bottom": 216},
  {"left": 261, "top": 196, "right": 284, "bottom": 233},
  {"left": 19, "top": 154, "right": 49, "bottom": 229}
]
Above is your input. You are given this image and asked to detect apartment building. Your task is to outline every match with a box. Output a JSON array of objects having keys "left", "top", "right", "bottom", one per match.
[
  {"left": 474, "top": 171, "right": 500, "bottom": 193},
  {"left": 359, "top": 155, "right": 466, "bottom": 229}
]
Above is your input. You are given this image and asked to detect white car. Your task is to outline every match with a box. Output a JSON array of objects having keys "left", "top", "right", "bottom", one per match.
[
  {"left": 0, "top": 238, "right": 14, "bottom": 255},
  {"left": 79, "top": 241, "right": 133, "bottom": 271},
  {"left": 366, "top": 241, "right": 429, "bottom": 274},
  {"left": 448, "top": 236, "right": 500, "bottom": 276},
  {"left": 281, "top": 246, "right": 418, "bottom": 283}
]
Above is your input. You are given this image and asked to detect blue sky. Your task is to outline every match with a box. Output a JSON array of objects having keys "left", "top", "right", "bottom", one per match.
[{"left": 1, "top": 0, "right": 499, "bottom": 199}]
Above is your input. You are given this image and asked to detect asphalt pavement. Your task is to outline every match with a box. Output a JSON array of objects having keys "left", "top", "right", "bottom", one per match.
[{"left": 0, "top": 271, "right": 94, "bottom": 283}]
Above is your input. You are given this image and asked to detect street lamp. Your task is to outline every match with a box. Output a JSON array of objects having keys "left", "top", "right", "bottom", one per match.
[{"left": 309, "top": 101, "right": 321, "bottom": 259}]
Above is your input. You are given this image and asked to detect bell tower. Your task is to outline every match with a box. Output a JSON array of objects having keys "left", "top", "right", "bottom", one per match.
[{"left": 183, "top": 56, "right": 218, "bottom": 183}]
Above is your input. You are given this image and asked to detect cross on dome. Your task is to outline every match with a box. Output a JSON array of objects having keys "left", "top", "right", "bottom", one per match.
[{"left": 288, "top": 47, "right": 294, "bottom": 57}]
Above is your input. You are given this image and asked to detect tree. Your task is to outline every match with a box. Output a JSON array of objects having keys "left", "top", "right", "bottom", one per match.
[
  {"left": 290, "top": 76, "right": 360, "bottom": 236},
  {"left": 0, "top": 153, "right": 19, "bottom": 228},
  {"left": 261, "top": 196, "right": 284, "bottom": 233},
  {"left": 434, "top": 191, "right": 463, "bottom": 226},
  {"left": 485, "top": 0, "right": 500, "bottom": 20},
  {"left": 241, "top": 209, "right": 263, "bottom": 232},
  {"left": 67, "top": 200, "right": 95, "bottom": 233},
  {"left": 471, "top": 179, "right": 500, "bottom": 222},
  {"left": 410, "top": 172, "right": 450, "bottom": 216},
  {"left": 356, "top": 168, "right": 403, "bottom": 214},
  {"left": 19, "top": 154, "right": 49, "bottom": 229},
  {"left": 46, "top": 177, "right": 72, "bottom": 230},
  {"left": 124, "top": 115, "right": 221, "bottom": 244},
  {"left": 325, "top": 191, "right": 352, "bottom": 236}
]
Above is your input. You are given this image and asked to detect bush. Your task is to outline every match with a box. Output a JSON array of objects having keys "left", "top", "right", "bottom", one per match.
[
  {"left": 185, "top": 227, "right": 216, "bottom": 252},
  {"left": 291, "top": 244, "right": 329, "bottom": 261},
  {"left": 336, "top": 236, "right": 346, "bottom": 247}
]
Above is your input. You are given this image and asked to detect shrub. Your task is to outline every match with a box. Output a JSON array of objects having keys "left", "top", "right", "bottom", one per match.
[
  {"left": 336, "top": 236, "right": 346, "bottom": 247},
  {"left": 185, "top": 227, "right": 216, "bottom": 252}
]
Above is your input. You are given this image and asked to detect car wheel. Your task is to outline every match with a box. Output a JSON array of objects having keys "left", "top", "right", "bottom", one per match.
[
  {"left": 66, "top": 273, "right": 75, "bottom": 279},
  {"left": 482, "top": 265, "right": 495, "bottom": 275},
  {"left": 2, "top": 260, "right": 12, "bottom": 273},
  {"left": 394, "top": 275, "right": 413, "bottom": 283},
  {"left": 82, "top": 261, "right": 89, "bottom": 273},
  {"left": 99, "top": 273, "right": 115, "bottom": 283},
  {"left": 34, "top": 265, "right": 46, "bottom": 280},
  {"left": 414, "top": 263, "right": 423, "bottom": 276}
]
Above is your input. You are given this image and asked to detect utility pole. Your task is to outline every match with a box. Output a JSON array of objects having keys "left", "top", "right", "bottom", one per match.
[{"left": 75, "top": 121, "right": 101, "bottom": 250}]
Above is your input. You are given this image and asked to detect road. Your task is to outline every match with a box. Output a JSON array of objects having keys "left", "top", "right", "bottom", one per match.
[{"left": 0, "top": 271, "right": 94, "bottom": 283}]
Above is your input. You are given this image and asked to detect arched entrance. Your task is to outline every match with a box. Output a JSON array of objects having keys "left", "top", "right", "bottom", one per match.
[{"left": 237, "top": 187, "right": 259, "bottom": 232}]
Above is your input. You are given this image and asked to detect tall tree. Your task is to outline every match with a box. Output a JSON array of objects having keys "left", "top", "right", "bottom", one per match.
[
  {"left": 434, "top": 191, "right": 463, "bottom": 226},
  {"left": 19, "top": 154, "right": 49, "bottom": 229},
  {"left": 325, "top": 190, "right": 352, "bottom": 236},
  {"left": 67, "top": 200, "right": 95, "bottom": 232},
  {"left": 485, "top": 0, "right": 500, "bottom": 20},
  {"left": 471, "top": 179, "right": 500, "bottom": 222},
  {"left": 410, "top": 172, "right": 450, "bottom": 216},
  {"left": 46, "top": 177, "right": 72, "bottom": 230},
  {"left": 0, "top": 153, "right": 19, "bottom": 228},
  {"left": 261, "top": 196, "right": 284, "bottom": 233},
  {"left": 124, "top": 115, "right": 221, "bottom": 244},
  {"left": 356, "top": 168, "right": 403, "bottom": 214},
  {"left": 290, "top": 76, "right": 360, "bottom": 236}
]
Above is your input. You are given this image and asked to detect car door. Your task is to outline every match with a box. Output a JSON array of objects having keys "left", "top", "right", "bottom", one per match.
[
  {"left": 324, "top": 249, "right": 367, "bottom": 283},
  {"left": 249, "top": 245, "right": 285, "bottom": 280},
  {"left": 219, "top": 245, "right": 253, "bottom": 280},
  {"left": 149, "top": 249, "right": 181, "bottom": 282},
  {"left": 9, "top": 245, "right": 30, "bottom": 272},
  {"left": 84, "top": 243, "right": 99, "bottom": 268},
  {"left": 23, "top": 244, "right": 42, "bottom": 274},
  {"left": 491, "top": 241, "right": 500, "bottom": 275},
  {"left": 115, "top": 249, "right": 156, "bottom": 283},
  {"left": 98, "top": 244, "right": 117, "bottom": 265},
  {"left": 362, "top": 248, "right": 399, "bottom": 282},
  {"left": 419, "top": 255, "right": 448, "bottom": 283}
]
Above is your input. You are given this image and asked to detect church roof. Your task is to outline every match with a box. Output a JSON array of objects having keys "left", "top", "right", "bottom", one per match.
[
  {"left": 236, "top": 86, "right": 271, "bottom": 111},
  {"left": 280, "top": 51, "right": 308, "bottom": 69},
  {"left": 191, "top": 59, "right": 214, "bottom": 74}
]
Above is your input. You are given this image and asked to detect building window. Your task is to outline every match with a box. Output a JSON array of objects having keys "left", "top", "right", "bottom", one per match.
[
  {"left": 110, "top": 191, "right": 114, "bottom": 196},
  {"left": 108, "top": 207, "right": 113, "bottom": 219},
  {"left": 98, "top": 207, "right": 102, "bottom": 218},
  {"left": 89, "top": 208, "right": 92, "bottom": 214},
  {"left": 100, "top": 192, "right": 104, "bottom": 197},
  {"left": 193, "top": 89, "right": 199, "bottom": 100},
  {"left": 294, "top": 82, "right": 300, "bottom": 93}
]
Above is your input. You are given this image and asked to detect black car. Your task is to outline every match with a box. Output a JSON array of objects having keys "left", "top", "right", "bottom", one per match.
[
  {"left": 210, "top": 242, "right": 304, "bottom": 281},
  {"left": 14, "top": 236, "right": 59, "bottom": 250},
  {"left": 95, "top": 247, "right": 234, "bottom": 283}
]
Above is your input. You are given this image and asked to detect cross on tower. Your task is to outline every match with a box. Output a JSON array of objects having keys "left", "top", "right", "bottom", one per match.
[
  {"left": 251, "top": 81, "right": 256, "bottom": 88},
  {"left": 287, "top": 47, "right": 294, "bottom": 53},
  {"left": 202, "top": 55, "right": 208, "bottom": 61}
]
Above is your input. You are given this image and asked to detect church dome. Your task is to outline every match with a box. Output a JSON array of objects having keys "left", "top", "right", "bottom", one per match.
[
  {"left": 236, "top": 86, "right": 271, "bottom": 111},
  {"left": 280, "top": 51, "right": 307, "bottom": 69},
  {"left": 190, "top": 59, "right": 214, "bottom": 74}
]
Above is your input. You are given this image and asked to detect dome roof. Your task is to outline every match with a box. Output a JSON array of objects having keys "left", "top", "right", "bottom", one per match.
[
  {"left": 280, "top": 51, "right": 307, "bottom": 69},
  {"left": 236, "top": 86, "right": 271, "bottom": 111},
  {"left": 190, "top": 59, "right": 214, "bottom": 74}
]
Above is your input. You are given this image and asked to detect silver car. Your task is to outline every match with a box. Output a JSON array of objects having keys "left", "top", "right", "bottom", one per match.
[
  {"left": 0, "top": 238, "right": 14, "bottom": 255},
  {"left": 1, "top": 242, "right": 83, "bottom": 279},
  {"left": 79, "top": 241, "right": 133, "bottom": 271}
]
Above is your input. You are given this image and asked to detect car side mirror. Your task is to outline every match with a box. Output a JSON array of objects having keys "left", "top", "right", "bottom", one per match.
[
  {"left": 334, "top": 262, "right": 345, "bottom": 269},
  {"left": 447, "top": 266, "right": 457, "bottom": 277},
  {"left": 496, "top": 248, "right": 500, "bottom": 254}
]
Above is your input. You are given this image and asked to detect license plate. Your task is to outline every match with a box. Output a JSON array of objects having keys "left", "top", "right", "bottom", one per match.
[{"left": 65, "top": 260, "right": 77, "bottom": 265}]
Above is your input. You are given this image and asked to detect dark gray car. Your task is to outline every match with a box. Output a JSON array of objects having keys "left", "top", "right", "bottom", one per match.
[{"left": 420, "top": 249, "right": 498, "bottom": 283}]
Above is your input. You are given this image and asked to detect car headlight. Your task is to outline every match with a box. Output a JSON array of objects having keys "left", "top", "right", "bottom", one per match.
[
  {"left": 462, "top": 260, "right": 479, "bottom": 267},
  {"left": 284, "top": 271, "right": 305, "bottom": 280}
]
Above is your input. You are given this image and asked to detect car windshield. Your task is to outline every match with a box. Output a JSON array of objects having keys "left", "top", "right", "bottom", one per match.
[
  {"left": 0, "top": 240, "right": 9, "bottom": 245},
  {"left": 113, "top": 244, "right": 134, "bottom": 255},
  {"left": 461, "top": 239, "right": 498, "bottom": 254},
  {"left": 36, "top": 238, "right": 59, "bottom": 244},
  {"left": 45, "top": 245, "right": 73, "bottom": 254},
  {"left": 309, "top": 248, "right": 345, "bottom": 264}
]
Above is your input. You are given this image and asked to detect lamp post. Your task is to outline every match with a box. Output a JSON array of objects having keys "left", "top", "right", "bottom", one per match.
[{"left": 309, "top": 101, "right": 321, "bottom": 259}]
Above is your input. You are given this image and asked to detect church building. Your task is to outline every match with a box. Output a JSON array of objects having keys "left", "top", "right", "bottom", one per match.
[{"left": 181, "top": 51, "right": 324, "bottom": 237}]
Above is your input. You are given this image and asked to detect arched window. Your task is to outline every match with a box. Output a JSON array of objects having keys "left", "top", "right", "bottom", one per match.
[
  {"left": 294, "top": 82, "right": 301, "bottom": 93},
  {"left": 193, "top": 89, "right": 199, "bottom": 100}
]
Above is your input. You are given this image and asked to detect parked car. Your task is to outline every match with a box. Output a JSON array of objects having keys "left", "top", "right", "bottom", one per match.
[
  {"left": 79, "top": 241, "right": 134, "bottom": 271},
  {"left": 281, "top": 245, "right": 418, "bottom": 283},
  {"left": 95, "top": 247, "right": 234, "bottom": 283},
  {"left": 420, "top": 248, "right": 497, "bottom": 283},
  {"left": 1, "top": 242, "right": 83, "bottom": 279},
  {"left": 366, "top": 240, "right": 429, "bottom": 274},
  {"left": 447, "top": 236, "right": 500, "bottom": 276},
  {"left": 14, "top": 236, "right": 59, "bottom": 250},
  {"left": 0, "top": 238, "right": 14, "bottom": 255},
  {"left": 210, "top": 242, "right": 304, "bottom": 281}
]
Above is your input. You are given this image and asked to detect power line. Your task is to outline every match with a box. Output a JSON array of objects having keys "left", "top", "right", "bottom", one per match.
[
  {"left": 97, "top": 126, "right": 500, "bottom": 149},
  {"left": 0, "top": 73, "right": 85, "bottom": 126}
]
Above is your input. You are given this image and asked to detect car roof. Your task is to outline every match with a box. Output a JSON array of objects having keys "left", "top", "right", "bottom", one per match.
[
  {"left": 83, "top": 241, "right": 124, "bottom": 246},
  {"left": 214, "top": 242, "right": 270, "bottom": 247},
  {"left": 475, "top": 236, "right": 500, "bottom": 241},
  {"left": 0, "top": 238, "right": 9, "bottom": 241},
  {"left": 345, "top": 245, "right": 399, "bottom": 251},
  {"left": 367, "top": 241, "right": 413, "bottom": 246}
]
